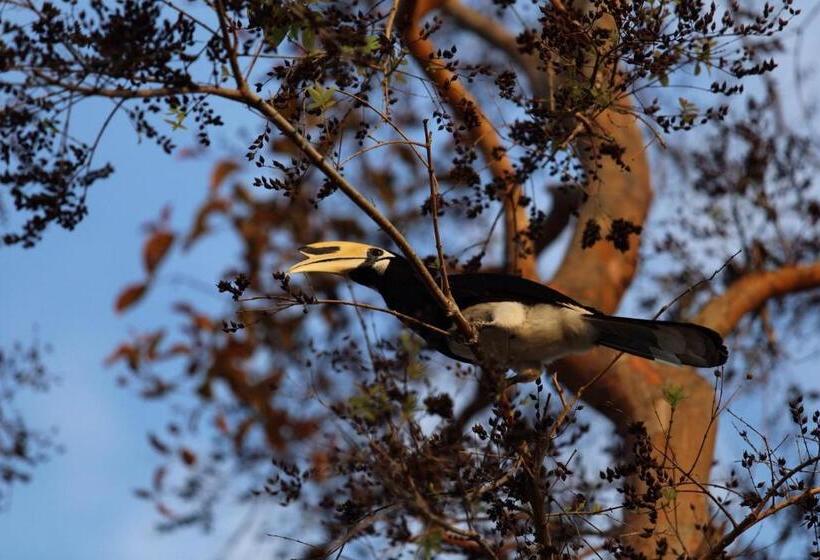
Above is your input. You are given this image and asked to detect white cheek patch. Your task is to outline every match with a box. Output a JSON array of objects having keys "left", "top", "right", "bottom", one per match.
[{"left": 371, "top": 258, "right": 390, "bottom": 274}]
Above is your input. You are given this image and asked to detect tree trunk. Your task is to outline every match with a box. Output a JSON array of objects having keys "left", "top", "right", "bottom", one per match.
[{"left": 551, "top": 104, "right": 718, "bottom": 556}]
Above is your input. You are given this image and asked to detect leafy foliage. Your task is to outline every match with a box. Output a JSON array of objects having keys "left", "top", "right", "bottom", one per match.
[
  {"left": 0, "top": 339, "right": 59, "bottom": 508},
  {"left": 2, "top": 0, "right": 818, "bottom": 558}
]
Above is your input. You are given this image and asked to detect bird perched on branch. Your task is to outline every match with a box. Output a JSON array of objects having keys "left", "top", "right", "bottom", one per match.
[{"left": 288, "top": 241, "right": 728, "bottom": 373}]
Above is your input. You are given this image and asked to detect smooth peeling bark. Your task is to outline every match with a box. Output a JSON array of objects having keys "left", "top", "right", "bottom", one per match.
[
  {"left": 694, "top": 262, "right": 820, "bottom": 337},
  {"left": 400, "top": 0, "right": 537, "bottom": 279},
  {"left": 549, "top": 101, "right": 720, "bottom": 555}
]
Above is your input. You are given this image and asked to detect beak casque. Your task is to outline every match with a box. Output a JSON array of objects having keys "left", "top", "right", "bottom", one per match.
[{"left": 287, "top": 241, "right": 390, "bottom": 275}]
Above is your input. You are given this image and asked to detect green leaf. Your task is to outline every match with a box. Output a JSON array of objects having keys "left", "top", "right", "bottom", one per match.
[
  {"left": 402, "top": 393, "right": 418, "bottom": 416},
  {"left": 407, "top": 360, "right": 426, "bottom": 380},
  {"left": 348, "top": 385, "right": 390, "bottom": 422},
  {"left": 306, "top": 84, "right": 335, "bottom": 111},
  {"left": 419, "top": 528, "right": 443, "bottom": 560},
  {"left": 301, "top": 27, "right": 315, "bottom": 51},
  {"left": 165, "top": 106, "right": 188, "bottom": 131},
  {"left": 678, "top": 97, "right": 698, "bottom": 125},
  {"left": 362, "top": 34, "right": 380, "bottom": 54},
  {"left": 266, "top": 26, "right": 289, "bottom": 47},
  {"left": 398, "top": 331, "right": 426, "bottom": 379},
  {"left": 662, "top": 486, "right": 678, "bottom": 502},
  {"left": 662, "top": 384, "right": 686, "bottom": 408}
]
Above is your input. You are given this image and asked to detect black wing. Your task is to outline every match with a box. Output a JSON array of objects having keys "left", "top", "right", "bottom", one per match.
[{"left": 448, "top": 273, "right": 597, "bottom": 312}]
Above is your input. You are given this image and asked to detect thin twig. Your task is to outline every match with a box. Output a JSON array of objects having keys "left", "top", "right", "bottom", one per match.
[
  {"left": 549, "top": 351, "right": 624, "bottom": 439},
  {"left": 383, "top": 0, "right": 401, "bottom": 40},
  {"left": 700, "top": 455, "right": 820, "bottom": 559},
  {"left": 214, "top": 0, "right": 247, "bottom": 92},
  {"left": 244, "top": 39, "right": 265, "bottom": 82},
  {"left": 241, "top": 295, "right": 452, "bottom": 337},
  {"left": 423, "top": 119, "right": 452, "bottom": 301},
  {"left": 334, "top": 89, "right": 428, "bottom": 167},
  {"left": 550, "top": 250, "right": 743, "bottom": 439},
  {"left": 338, "top": 139, "right": 427, "bottom": 167},
  {"left": 551, "top": 371, "right": 568, "bottom": 410},
  {"left": 654, "top": 249, "right": 743, "bottom": 320}
]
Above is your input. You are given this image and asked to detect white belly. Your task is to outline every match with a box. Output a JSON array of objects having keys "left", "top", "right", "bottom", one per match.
[{"left": 447, "top": 301, "right": 597, "bottom": 369}]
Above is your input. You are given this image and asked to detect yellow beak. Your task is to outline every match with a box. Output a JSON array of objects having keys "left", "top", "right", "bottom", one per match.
[{"left": 287, "top": 241, "right": 391, "bottom": 275}]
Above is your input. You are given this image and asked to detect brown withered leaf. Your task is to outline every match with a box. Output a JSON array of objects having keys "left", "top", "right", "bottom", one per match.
[
  {"left": 311, "top": 451, "right": 330, "bottom": 483},
  {"left": 156, "top": 502, "right": 175, "bottom": 519},
  {"left": 164, "top": 343, "right": 190, "bottom": 357},
  {"left": 209, "top": 159, "right": 239, "bottom": 193},
  {"left": 115, "top": 282, "right": 148, "bottom": 313},
  {"left": 292, "top": 419, "right": 319, "bottom": 439},
  {"left": 214, "top": 413, "right": 229, "bottom": 435},
  {"left": 152, "top": 465, "right": 167, "bottom": 491},
  {"left": 183, "top": 198, "right": 230, "bottom": 250},
  {"left": 140, "top": 377, "right": 175, "bottom": 399},
  {"left": 144, "top": 330, "right": 165, "bottom": 360},
  {"left": 143, "top": 230, "right": 174, "bottom": 274},
  {"left": 172, "top": 302, "right": 215, "bottom": 332},
  {"left": 148, "top": 433, "right": 170, "bottom": 455},
  {"left": 233, "top": 416, "right": 255, "bottom": 452},
  {"left": 179, "top": 447, "right": 197, "bottom": 467},
  {"left": 104, "top": 343, "right": 139, "bottom": 371}
]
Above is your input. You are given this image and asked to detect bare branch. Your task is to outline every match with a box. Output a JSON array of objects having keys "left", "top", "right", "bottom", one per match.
[
  {"left": 700, "top": 455, "right": 820, "bottom": 559},
  {"left": 423, "top": 119, "right": 452, "bottom": 300},
  {"left": 400, "top": 0, "right": 536, "bottom": 279},
  {"left": 694, "top": 261, "right": 820, "bottom": 336},
  {"left": 441, "top": 0, "right": 545, "bottom": 96},
  {"left": 242, "top": 295, "right": 452, "bottom": 337}
]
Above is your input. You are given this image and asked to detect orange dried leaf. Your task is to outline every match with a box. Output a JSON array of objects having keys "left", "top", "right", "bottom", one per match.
[
  {"left": 210, "top": 159, "right": 239, "bottom": 193},
  {"left": 193, "top": 314, "right": 214, "bottom": 332},
  {"left": 311, "top": 451, "right": 330, "bottom": 483},
  {"left": 152, "top": 465, "right": 167, "bottom": 491},
  {"left": 156, "top": 502, "right": 175, "bottom": 519},
  {"left": 144, "top": 330, "right": 165, "bottom": 360},
  {"left": 104, "top": 343, "right": 139, "bottom": 370},
  {"left": 140, "top": 378, "right": 174, "bottom": 399},
  {"left": 165, "top": 343, "right": 191, "bottom": 357},
  {"left": 215, "top": 413, "right": 229, "bottom": 435},
  {"left": 115, "top": 282, "right": 148, "bottom": 313},
  {"left": 183, "top": 198, "right": 230, "bottom": 250},
  {"left": 179, "top": 447, "right": 197, "bottom": 467},
  {"left": 143, "top": 230, "right": 174, "bottom": 274}
]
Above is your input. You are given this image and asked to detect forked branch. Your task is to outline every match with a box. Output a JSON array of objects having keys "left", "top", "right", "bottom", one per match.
[
  {"left": 695, "top": 261, "right": 820, "bottom": 336},
  {"left": 400, "top": 0, "right": 536, "bottom": 279}
]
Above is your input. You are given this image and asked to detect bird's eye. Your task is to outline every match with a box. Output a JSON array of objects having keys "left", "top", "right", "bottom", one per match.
[{"left": 367, "top": 248, "right": 384, "bottom": 258}]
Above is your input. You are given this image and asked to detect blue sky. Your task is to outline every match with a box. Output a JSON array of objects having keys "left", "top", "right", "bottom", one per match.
[
  {"left": 2, "top": 6, "right": 819, "bottom": 560},
  {"left": 0, "top": 95, "right": 272, "bottom": 558}
]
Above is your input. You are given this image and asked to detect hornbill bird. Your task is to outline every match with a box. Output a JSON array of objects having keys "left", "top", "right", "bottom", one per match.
[{"left": 287, "top": 241, "right": 728, "bottom": 372}]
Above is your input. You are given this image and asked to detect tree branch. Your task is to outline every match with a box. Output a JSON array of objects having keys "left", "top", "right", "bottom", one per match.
[
  {"left": 700, "top": 454, "right": 820, "bottom": 559},
  {"left": 400, "top": 0, "right": 536, "bottom": 279},
  {"left": 441, "top": 0, "right": 546, "bottom": 97},
  {"left": 532, "top": 185, "right": 585, "bottom": 255},
  {"left": 694, "top": 261, "right": 820, "bottom": 337},
  {"left": 424, "top": 119, "right": 452, "bottom": 300},
  {"left": 242, "top": 295, "right": 452, "bottom": 337}
]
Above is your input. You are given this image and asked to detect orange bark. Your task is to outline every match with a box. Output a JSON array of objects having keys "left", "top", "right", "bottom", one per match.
[
  {"left": 400, "top": 0, "right": 537, "bottom": 279},
  {"left": 405, "top": 3, "right": 820, "bottom": 556},
  {"left": 695, "top": 262, "right": 820, "bottom": 336}
]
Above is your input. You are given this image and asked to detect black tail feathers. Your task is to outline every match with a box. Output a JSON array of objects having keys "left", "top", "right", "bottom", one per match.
[{"left": 583, "top": 315, "right": 728, "bottom": 368}]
